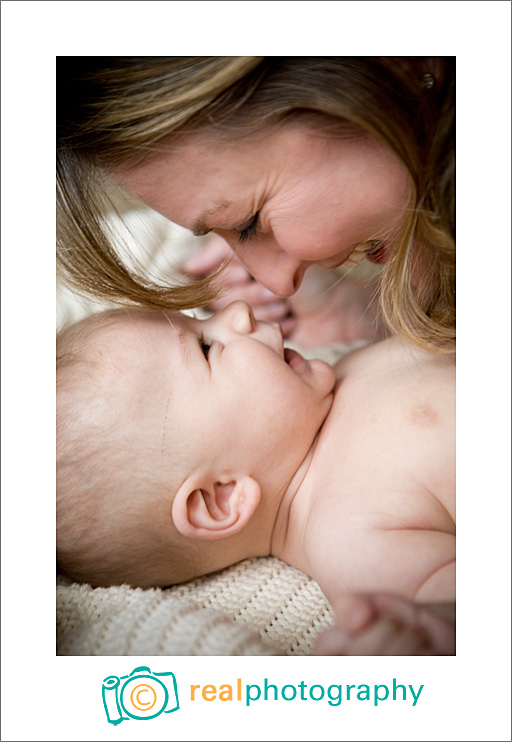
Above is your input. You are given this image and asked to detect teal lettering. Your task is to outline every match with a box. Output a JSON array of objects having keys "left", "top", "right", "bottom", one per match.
[
  {"left": 281, "top": 684, "right": 297, "bottom": 701},
  {"left": 309, "top": 684, "right": 325, "bottom": 701},
  {"left": 409, "top": 684, "right": 424, "bottom": 706},
  {"left": 374, "top": 684, "right": 389, "bottom": 706},
  {"left": 393, "top": 678, "right": 407, "bottom": 701},
  {"left": 246, "top": 684, "right": 261, "bottom": 706},
  {"left": 327, "top": 685, "right": 342, "bottom": 706},
  {"left": 263, "top": 679, "right": 278, "bottom": 701},
  {"left": 357, "top": 685, "right": 370, "bottom": 701}
]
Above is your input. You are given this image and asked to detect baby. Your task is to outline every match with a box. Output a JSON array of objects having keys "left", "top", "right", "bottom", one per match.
[{"left": 57, "top": 301, "right": 455, "bottom": 610}]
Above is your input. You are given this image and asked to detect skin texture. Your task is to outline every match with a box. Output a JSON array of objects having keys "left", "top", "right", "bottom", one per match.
[
  {"left": 98, "top": 302, "right": 335, "bottom": 483},
  {"left": 269, "top": 332, "right": 455, "bottom": 609},
  {"left": 78, "top": 302, "right": 335, "bottom": 567},
  {"left": 112, "top": 121, "right": 411, "bottom": 298}
]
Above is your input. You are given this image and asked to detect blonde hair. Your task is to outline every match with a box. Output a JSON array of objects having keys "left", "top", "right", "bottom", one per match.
[
  {"left": 56, "top": 310, "right": 201, "bottom": 587},
  {"left": 57, "top": 57, "right": 455, "bottom": 352}
]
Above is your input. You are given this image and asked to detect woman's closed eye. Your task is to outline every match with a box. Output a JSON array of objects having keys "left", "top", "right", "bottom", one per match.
[
  {"left": 199, "top": 335, "right": 211, "bottom": 359},
  {"left": 235, "top": 212, "right": 259, "bottom": 243}
]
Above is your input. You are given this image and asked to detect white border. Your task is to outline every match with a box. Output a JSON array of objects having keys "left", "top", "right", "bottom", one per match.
[{"left": 1, "top": 2, "right": 511, "bottom": 740}]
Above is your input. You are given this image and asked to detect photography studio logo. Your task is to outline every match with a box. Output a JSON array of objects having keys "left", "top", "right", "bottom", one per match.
[{"left": 102, "top": 666, "right": 179, "bottom": 724}]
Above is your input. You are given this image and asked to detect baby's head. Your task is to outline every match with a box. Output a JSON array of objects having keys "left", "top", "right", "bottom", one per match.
[{"left": 57, "top": 302, "right": 335, "bottom": 587}]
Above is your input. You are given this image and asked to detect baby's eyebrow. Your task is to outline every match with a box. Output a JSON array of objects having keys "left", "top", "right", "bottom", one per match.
[
  {"left": 177, "top": 327, "right": 193, "bottom": 362},
  {"left": 192, "top": 200, "right": 232, "bottom": 236},
  {"left": 163, "top": 313, "right": 193, "bottom": 363}
]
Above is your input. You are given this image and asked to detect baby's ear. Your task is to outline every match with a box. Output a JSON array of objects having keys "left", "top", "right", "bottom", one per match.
[{"left": 172, "top": 474, "right": 261, "bottom": 540}]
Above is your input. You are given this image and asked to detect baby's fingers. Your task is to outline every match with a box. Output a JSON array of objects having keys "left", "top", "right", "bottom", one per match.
[
  {"left": 372, "top": 594, "right": 455, "bottom": 655},
  {"left": 182, "top": 236, "right": 234, "bottom": 276},
  {"left": 213, "top": 282, "right": 290, "bottom": 312}
]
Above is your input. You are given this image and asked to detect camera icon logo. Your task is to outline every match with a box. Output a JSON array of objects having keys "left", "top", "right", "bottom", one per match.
[{"left": 102, "top": 666, "right": 179, "bottom": 724}]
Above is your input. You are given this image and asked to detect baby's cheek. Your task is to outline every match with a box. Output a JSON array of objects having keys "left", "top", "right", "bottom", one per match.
[{"left": 286, "top": 386, "right": 329, "bottom": 436}]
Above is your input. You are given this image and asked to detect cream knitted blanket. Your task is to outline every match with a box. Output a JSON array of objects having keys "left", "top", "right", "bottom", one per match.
[{"left": 57, "top": 558, "right": 337, "bottom": 656}]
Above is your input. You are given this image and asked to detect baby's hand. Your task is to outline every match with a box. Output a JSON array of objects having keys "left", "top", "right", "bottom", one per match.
[
  {"left": 314, "top": 593, "right": 455, "bottom": 656},
  {"left": 182, "top": 237, "right": 386, "bottom": 347},
  {"left": 287, "top": 265, "right": 386, "bottom": 347},
  {"left": 182, "top": 236, "right": 296, "bottom": 336}
]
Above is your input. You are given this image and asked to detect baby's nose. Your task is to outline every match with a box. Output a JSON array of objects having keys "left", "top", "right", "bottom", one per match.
[{"left": 223, "top": 300, "right": 255, "bottom": 334}]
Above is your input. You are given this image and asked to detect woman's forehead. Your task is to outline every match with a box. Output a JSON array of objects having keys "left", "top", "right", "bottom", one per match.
[{"left": 113, "top": 124, "right": 287, "bottom": 195}]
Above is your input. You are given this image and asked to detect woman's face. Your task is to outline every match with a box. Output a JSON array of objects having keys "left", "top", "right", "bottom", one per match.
[{"left": 112, "top": 122, "right": 411, "bottom": 296}]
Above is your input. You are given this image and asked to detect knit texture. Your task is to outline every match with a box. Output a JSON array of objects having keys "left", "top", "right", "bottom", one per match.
[{"left": 57, "top": 557, "right": 336, "bottom": 656}]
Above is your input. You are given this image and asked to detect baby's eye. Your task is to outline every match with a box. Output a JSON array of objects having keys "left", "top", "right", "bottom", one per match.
[
  {"left": 199, "top": 335, "right": 211, "bottom": 359},
  {"left": 236, "top": 212, "right": 259, "bottom": 243}
]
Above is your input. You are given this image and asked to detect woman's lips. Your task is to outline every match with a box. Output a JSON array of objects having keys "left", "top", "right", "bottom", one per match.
[
  {"left": 323, "top": 247, "right": 357, "bottom": 270},
  {"left": 323, "top": 240, "right": 387, "bottom": 271},
  {"left": 365, "top": 241, "right": 388, "bottom": 264}
]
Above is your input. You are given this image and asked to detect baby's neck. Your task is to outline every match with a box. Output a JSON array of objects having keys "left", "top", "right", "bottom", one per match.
[{"left": 269, "top": 433, "right": 322, "bottom": 572}]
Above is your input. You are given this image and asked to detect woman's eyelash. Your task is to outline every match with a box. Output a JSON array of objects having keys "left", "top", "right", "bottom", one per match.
[
  {"left": 199, "top": 335, "right": 211, "bottom": 359},
  {"left": 237, "top": 212, "right": 259, "bottom": 243}
]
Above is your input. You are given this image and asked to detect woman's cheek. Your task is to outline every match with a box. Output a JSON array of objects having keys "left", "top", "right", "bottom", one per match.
[{"left": 276, "top": 224, "right": 335, "bottom": 262}]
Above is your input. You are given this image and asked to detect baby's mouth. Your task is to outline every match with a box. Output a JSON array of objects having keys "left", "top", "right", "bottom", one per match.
[{"left": 284, "top": 347, "right": 307, "bottom": 371}]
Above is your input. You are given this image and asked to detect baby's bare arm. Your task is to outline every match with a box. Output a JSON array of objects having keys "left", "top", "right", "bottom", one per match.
[
  {"left": 318, "top": 527, "right": 455, "bottom": 605},
  {"left": 414, "top": 559, "right": 455, "bottom": 602},
  {"left": 368, "top": 528, "right": 455, "bottom": 602}
]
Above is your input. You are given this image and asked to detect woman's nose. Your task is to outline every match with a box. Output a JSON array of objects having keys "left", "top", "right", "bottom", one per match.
[
  {"left": 220, "top": 300, "right": 255, "bottom": 334},
  {"left": 239, "top": 247, "right": 308, "bottom": 297}
]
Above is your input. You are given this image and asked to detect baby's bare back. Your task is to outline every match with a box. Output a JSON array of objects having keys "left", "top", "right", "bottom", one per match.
[{"left": 306, "top": 336, "right": 455, "bottom": 605}]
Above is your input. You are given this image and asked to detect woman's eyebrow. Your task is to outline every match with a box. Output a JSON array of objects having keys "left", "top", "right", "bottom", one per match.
[{"left": 192, "top": 200, "right": 232, "bottom": 236}]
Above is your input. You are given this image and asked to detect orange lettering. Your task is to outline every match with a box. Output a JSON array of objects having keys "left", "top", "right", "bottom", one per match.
[
  {"left": 202, "top": 685, "right": 217, "bottom": 701},
  {"left": 219, "top": 684, "right": 233, "bottom": 701},
  {"left": 190, "top": 685, "right": 200, "bottom": 700}
]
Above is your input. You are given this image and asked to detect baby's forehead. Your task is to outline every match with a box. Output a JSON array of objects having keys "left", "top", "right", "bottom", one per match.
[
  {"left": 72, "top": 312, "right": 181, "bottom": 414},
  {"left": 93, "top": 309, "right": 184, "bottom": 347},
  {"left": 88, "top": 310, "right": 189, "bottom": 381}
]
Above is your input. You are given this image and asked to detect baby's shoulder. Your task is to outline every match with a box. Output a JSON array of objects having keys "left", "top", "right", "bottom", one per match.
[
  {"left": 334, "top": 336, "right": 455, "bottom": 379},
  {"left": 334, "top": 338, "right": 454, "bottom": 418},
  {"left": 326, "top": 337, "right": 455, "bottom": 521}
]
